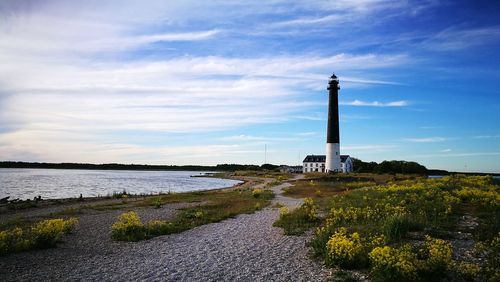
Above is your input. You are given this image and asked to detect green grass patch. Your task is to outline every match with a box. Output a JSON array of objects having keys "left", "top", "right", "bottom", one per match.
[
  {"left": 111, "top": 188, "right": 274, "bottom": 241},
  {"left": 383, "top": 214, "right": 422, "bottom": 242}
]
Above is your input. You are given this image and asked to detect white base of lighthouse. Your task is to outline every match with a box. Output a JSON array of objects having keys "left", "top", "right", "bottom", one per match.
[{"left": 325, "top": 143, "right": 341, "bottom": 173}]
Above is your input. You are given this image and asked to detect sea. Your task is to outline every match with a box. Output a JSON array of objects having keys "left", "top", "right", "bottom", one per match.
[
  {"left": 0, "top": 169, "right": 242, "bottom": 200},
  {"left": 428, "top": 175, "right": 500, "bottom": 179}
]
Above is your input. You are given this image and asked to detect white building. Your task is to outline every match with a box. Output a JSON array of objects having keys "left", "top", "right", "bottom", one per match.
[
  {"left": 303, "top": 155, "right": 353, "bottom": 173},
  {"left": 279, "top": 165, "right": 303, "bottom": 173}
]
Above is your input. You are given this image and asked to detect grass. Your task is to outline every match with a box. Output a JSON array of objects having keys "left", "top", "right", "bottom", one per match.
[
  {"left": 232, "top": 170, "right": 291, "bottom": 179},
  {"left": 0, "top": 216, "right": 32, "bottom": 230},
  {"left": 274, "top": 174, "right": 499, "bottom": 281},
  {"left": 112, "top": 188, "right": 274, "bottom": 241},
  {"left": 282, "top": 174, "right": 400, "bottom": 207},
  {"left": 273, "top": 199, "right": 321, "bottom": 235},
  {"left": 382, "top": 214, "right": 422, "bottom": 242}
]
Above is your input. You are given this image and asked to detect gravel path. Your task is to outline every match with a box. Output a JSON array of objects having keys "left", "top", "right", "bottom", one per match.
[{"left": 0, "top": 178, "right": 330, "bottom": 281}]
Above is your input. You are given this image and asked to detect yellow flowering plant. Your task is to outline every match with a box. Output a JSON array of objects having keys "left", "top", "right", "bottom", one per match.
[
  {"left": 422, "top": 235, "right": 453, "bottom": 271},
  {"left": 31, "top": 218, "right": 78, "bottom": 248},
  {"left": 252, "top": 188, "right": 264, "bottom": 198},
  {"left": 111, "top": 211, "right": 146, "bottom": 241},
  {"left": 369, "top": 245, "right": 419, "bottom": 282},
  {"left": 325, "top": 228, "right": 366, "bottom": 268}
]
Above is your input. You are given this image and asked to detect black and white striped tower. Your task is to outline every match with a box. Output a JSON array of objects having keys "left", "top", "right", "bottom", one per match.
[{"left": 325, "top": 73, "right": 341, "bottom": 173}]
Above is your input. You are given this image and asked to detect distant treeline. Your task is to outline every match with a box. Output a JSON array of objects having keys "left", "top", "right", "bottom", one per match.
[
  {"left": 1, "top": 161, "right": 497, "bottom": 176},
  {"left": 352, "top": 158, "right": 428, "bottom": 175},
  {"left": 351, "top": 158, "right": 499, "bottom": 176},
  {"left": 0, "top": 161, "right": 279, "bottom": 172}
]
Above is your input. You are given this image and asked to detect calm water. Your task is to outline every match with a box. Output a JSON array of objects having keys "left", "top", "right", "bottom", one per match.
[
  {"left": 0, "top": 169, "right": 242, "bottom": 200},
  {"left": 428, "top": 175, "right": 500, "bottom": 179}
]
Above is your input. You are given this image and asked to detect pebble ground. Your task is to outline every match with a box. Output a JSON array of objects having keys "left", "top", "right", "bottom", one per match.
[{"left": 0, "top": 180, "right": 331, "bottom": 281}]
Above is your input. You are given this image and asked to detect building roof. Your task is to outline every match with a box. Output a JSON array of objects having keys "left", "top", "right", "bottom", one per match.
[
  {"left": 303, "top": 154, "right": 350, "bottom": 163},
  {"left": 303, "top": 155, "right": 326, "bottom": 162},
  {"left": 340, "top": 155, "right": 351, "bottom": 162}
]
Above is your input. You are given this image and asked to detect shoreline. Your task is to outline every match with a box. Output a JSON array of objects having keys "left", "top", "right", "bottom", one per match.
[
  {"left": 0, "top": 174, "right": 250, "bottom": 215},
  {"left": 0, "top": 170, "right": 244, "bottom": 204}
]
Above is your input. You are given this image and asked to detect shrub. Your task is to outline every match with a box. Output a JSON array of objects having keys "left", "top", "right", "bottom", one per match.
[
  {"left": 111, "top": 211, "right": 146, "bottom": 241},
  {"left": 182, "top": 210, "right": 204, "bottom": 220},
  {"left": 480, "top": 232, "right": 500, "bottom": 281},
  {"left": 422, "top": 235, "right": 453, "bottom": 272},
  {"left": 325, "top": 228, "right": 365, "bottom": 268},
  {"left": 252, "top": 188, "right": 263, "bottom": 198},
  {"left": 0, "top": 228, "right": 31, "bottom": 255},
  {"left": 153, "top": 197, "right": 162, "bottom": 209},
  {"left": 302, "top": 197, "right": 318, "bottom": 221},
  {"left": 31, "top": 218, "right": 78, "bottom": 248},
  {"left": 279, "top": 206, "right": 289, "bottom": 216},
  {"left": 453, "top": 262, "right": 481, "bottom": 281},
  {"left": 145, "top": 220, "right": 175, "bottom": 236},
  {"left": 369, "top": 245, "right": 419, "bottom": 282},
  {"left": 0, "top": 218, "right": 77, "bottom": 255}
]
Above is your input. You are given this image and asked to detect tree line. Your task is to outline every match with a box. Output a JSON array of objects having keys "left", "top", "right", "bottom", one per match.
[
  {"left": 0, "top": 161, "right": 278, "bottom": 172},
  {"left": 351, "top": 158, "right": 428, "bottom": 175}
]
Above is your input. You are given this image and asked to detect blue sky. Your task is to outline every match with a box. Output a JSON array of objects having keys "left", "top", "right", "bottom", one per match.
[{"left": 0, "top": 0, "right": 499, "bottom": 172}]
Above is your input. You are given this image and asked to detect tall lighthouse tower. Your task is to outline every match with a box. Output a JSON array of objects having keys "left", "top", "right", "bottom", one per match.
[{"left": 325, "top": 73, "right": 341, "bottom": 173}]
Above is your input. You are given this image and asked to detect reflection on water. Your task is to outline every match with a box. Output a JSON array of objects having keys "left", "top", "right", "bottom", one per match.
[{"left": 0, "top": 169, "right": 242, "bottom": 200}]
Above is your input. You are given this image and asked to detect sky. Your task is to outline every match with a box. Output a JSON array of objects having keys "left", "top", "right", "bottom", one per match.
[{"left": 0, "top": 0, "right": 499, "bottom": 172}]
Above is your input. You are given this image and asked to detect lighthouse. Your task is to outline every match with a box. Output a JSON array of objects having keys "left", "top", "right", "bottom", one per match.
[{"left": 325, "top": 73, "right": 341, "bottom": 173}]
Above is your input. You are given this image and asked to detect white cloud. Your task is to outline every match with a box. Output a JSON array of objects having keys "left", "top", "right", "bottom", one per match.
[
  {"left": 440, "top": 149, "right": 452, "bottom": 152},
  {"left": 0, "top": 1, "right": 412, "bottom": 163},
  {"left": 0, "top": 51, "right": 407, "bottom": 162},
  {"left": 340, "top": 100, "right": 409, "bottom": 107}
]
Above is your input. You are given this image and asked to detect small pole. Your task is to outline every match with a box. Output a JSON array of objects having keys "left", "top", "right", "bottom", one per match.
[{"left": 264, "top": 144, "right": 267, "bottom": 164}]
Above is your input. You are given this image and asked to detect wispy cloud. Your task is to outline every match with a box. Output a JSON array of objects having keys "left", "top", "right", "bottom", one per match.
[
  {"left": 403, "top": 137, "right": 447, "bottom": 143},
  {"left": 340, "top": 100, "right": 409, "bottom": 107},
  {"left": 270, "top": 14, "right": 344, "bottom": 27},
  {"left": 341, "top": 77, "right": 407, "bottom": 86},
  {"left": 419, "top": 126, "right": 445, "bottom": 130},
  {"left": 412, "top": 152, "right": 500, "bottom": 158},
  {"left": 343, "top": 145, "right": 397, "bottom": 153},
  {"left": 422, "top": 26, "right": 500, "bottom": 51},
  {"left": 473, "top": 135, "right": 500, "bottom": 139},
  {"left": 267, "top": 0, "right": 416, "bottom": 29},
  {"left": 440, "top": 149, "right": 452, "bottom": 152},
  {"left": 220, "top": 135, "right": 298, "bottom": 142},
  {"left": 297, "top": 132, "right": 317, "bottom": 136}
]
